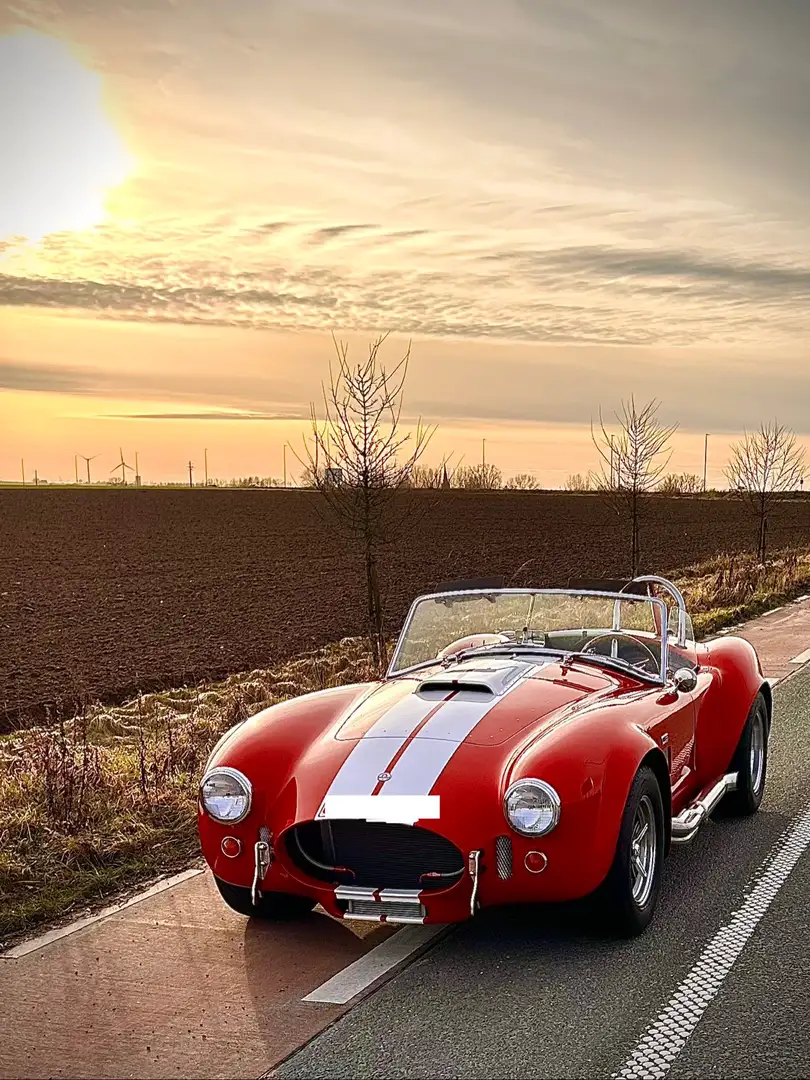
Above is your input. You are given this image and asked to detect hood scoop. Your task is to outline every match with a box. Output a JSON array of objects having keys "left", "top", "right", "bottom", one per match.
[{"left": 417, "top": 658, "right": 536, "bottom": 698}]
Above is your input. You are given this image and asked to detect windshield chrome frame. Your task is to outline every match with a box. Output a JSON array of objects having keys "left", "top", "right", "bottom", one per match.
[{"left": 387, "top": 585, "right": 674, "bottom": 685}]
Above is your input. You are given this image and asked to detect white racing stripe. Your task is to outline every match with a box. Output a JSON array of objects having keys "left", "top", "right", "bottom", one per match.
[
  {"left": 379, "top": 693, "right": 501, "bottom": 797},
  {"left": 324, "top": 670, "right": 538, "bottom": 804},
  {"left": 323, "top": 693, "right": 449, "bottom": 799},
  {"left": 612, "top": 801, "right": 810, "bottom": 1079}
]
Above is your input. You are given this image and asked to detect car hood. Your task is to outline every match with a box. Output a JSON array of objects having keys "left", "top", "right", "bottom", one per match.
[{"left": 334, "top": 656, "right": 616, "bottom": 748}]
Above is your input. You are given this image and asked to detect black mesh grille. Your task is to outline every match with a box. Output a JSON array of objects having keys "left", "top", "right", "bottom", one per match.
[{"left": 286, "top": 820, "right": 465, "bottom": 891}]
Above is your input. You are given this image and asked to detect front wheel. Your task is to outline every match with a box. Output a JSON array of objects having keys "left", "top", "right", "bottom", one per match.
[
  {"left": 724, "top": 692, "right": 769, "bottom": 816},
  {"left": 214, "top": 876, "right": 316, "bottom": 920},
  {"left": 594, "top": 765, "right": 664, "bottom": 938}
]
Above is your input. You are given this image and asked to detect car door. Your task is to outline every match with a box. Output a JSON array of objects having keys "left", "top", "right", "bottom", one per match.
[
  {"left": 645, "top": 685, "right": 696, "bottom": 800},
  {"left": 648, "top": 618, "right": 701, "bottom": 799}
]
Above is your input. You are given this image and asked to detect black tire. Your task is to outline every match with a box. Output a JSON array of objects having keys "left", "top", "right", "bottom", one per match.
[
  {"left": 595, "top": 765, "right": 665, "bottom": 938},
  {"left": 214, "top": 876, "right": 317, "bottom": 920},
  {"left": 723, "top": 692, "right": 769, "bottom": 816}
]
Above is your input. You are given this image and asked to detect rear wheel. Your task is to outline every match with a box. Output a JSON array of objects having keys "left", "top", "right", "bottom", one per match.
[
  {"left": 214, "top": 876, "right": 316, "bottom": 920},
  {"left": 723, "top": 692, "right": 769, "bottom": 816},
  {"left": 594, "top": 765, "right": 664, "bottom": 937}
]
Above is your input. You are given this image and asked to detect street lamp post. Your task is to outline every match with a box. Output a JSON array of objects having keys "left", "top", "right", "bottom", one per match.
[{"left": 703, "top": 433, "right": 710, "bottom": 492}]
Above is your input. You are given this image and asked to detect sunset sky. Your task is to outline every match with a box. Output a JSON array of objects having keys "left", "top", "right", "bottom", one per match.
[{"left": 2, "top": 0, "right": 809, "bottom": 485}]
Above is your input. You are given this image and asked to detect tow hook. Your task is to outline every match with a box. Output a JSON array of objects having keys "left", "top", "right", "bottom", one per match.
[
  {"left": 468, "top": 849, "right": 483, "bottom": 917},
  {"left": 251, "top": 826, "right": 272, "bottom": 906}
]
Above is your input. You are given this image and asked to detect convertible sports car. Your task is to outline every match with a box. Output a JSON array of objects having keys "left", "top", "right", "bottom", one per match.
[{"left": 198, "top": 575, "right": 771, "bottom": 936}]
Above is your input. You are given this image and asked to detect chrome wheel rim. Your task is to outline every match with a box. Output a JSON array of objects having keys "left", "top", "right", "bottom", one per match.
[
  {"left": 630, "top": 795, "right": 657, "bottom": 907},
  {"left": 750, "top": 711, "right": 766, "bottom": 795}
]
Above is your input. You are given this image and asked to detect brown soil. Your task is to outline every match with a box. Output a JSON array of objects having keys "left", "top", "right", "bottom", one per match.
[{"left": 2, "top": 488, "right": 809, "bottom": 726}]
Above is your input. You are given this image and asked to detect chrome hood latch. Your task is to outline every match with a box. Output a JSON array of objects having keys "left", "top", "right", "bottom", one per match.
[
  {"left": 468, "top": 849, "right": 482, "bottom": 917},
  {"left": 251, "top": 826, "right": 273, "bottom": 906}
]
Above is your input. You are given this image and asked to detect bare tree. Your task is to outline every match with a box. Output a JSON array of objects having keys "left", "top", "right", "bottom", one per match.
[
  {"left": 591, "top": 397, "right": 678, "bottom": 576},
  {"left": 658, "top": 472, "right": 703, "bottom": 495},
  {"left": 409, "top": 465, "right": 444, "bottom": 489},
  {"left": 725, "top": 420, "right": 806, "bottom": 562},
  {"left": 504, "top": 473, "right": 538, "bottom": 490},
  {"left": 564, "top": 472, "right": 593, "bottom": 492},
  {"left": 409, "top": 460, "right": 457, "bottom": 488},
  {"left": 455, "top": 463, "right": 503, "bottom": 490},
  {"left": 292, "top": 333, "right": 435, "bottom": 667}
]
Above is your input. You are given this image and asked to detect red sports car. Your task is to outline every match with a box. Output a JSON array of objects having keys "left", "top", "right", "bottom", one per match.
[{"left": 198, "top": 575, "right": 770, "bottom": 936}]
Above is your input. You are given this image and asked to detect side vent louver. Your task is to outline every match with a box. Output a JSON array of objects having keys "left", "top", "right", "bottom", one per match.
[{"left": 495, "top": 836, "right": 513, "bottom": 880}]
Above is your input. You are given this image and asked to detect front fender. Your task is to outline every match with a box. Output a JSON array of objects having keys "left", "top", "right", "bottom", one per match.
[{"left": 509, "top": 719, "right": 669, "bottom": 899}]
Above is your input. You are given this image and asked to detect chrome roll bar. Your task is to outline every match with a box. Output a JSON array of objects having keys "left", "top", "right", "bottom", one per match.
[{"left": 627, "top": 575, "right": 688, "bottom": 647}]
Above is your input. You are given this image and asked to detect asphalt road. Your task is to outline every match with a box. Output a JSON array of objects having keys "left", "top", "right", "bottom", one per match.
[{"left": 275, "top": 666, "right": 810, "bottom": 1080}]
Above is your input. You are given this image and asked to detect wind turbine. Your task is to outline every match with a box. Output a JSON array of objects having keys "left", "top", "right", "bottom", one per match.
[
  {"left": 110, "top": 447, "right": 135, "bottom": 485},
  {"left": 79, "top": 453, "right": 100, "bottom": 484}
]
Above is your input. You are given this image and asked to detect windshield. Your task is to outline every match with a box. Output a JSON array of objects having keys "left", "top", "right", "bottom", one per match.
[{"left": 388, "top": 589, "right": 670, "bottom": 680}]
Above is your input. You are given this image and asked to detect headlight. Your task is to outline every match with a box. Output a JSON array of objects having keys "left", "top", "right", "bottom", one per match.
[
  {"left": 200, "top": 767, "right": 252, "bottom": 823},
  {"left": 504, "top": 779, "right": 561, "bottom": 837}
]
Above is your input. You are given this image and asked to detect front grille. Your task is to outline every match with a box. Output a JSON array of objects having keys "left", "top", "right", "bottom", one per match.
[{"left": 286, "top": 819, "right": 465, "bottom": 891}]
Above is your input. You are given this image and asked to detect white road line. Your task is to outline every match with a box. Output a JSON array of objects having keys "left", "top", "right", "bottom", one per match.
[
  {"left": 789, "top": 647, "right": 810, "bottom": 665},
  {"left": 303, "top": 924, "right": 445, "bottom": 1004},
  {"left": 1, "top": 867, "right": 204, "bottom": 959},
  {"left": 612, "top": 801, "right": 810, "bottom": 1080}
]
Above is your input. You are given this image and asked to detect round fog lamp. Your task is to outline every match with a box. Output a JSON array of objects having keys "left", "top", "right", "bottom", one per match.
[{"left": 221, "top": 836, "right": 242, "bottom": 858}]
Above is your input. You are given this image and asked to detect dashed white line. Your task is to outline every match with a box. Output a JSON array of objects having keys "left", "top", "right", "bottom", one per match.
[
  {"left": 612, "top": 801, "right": 810, "bottom": 1079},
  {"left": 303, "top": 924, "right": 445, "bottom": 1004},
  {"left": 1, "top": 867, "right": 204, "bottom": 959},
  {"left": 789, "top": 647, "right": 810, "bottom": 665}
]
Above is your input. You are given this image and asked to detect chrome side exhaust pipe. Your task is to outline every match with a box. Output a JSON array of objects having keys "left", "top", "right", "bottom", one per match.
[{"left": 671, "top": 772, "right": 738, "bottom": 844}]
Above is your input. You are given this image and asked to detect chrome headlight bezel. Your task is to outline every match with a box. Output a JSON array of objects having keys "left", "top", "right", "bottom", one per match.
[
  {"left": 199, "top": 766, "right": 252, "bottom": 824},
  {"left": 503, "top": 778, "right": 561, "bottom": 837}
]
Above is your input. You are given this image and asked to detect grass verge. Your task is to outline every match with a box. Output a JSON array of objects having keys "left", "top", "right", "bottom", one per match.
[{"left": 3, "top": 548, "right": 810, "bottom": 945}]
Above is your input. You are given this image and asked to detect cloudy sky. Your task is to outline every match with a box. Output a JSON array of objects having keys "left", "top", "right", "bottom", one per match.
[{"left": 1, "top": 0, "right": 809, "bottom": 484}]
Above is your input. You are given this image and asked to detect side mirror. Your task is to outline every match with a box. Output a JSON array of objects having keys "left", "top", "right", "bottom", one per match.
[{"left": 672, "top": 667, "right": 698, "bottom": 694}]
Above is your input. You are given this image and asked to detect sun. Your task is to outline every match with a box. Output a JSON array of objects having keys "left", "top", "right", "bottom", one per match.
[{"left": 0, "top": 28, "right": 132, "bottom": 243}]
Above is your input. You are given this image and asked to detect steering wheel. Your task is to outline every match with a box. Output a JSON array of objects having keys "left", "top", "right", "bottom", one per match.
[{"left": 581, "top": 631, "right": 660, "bottom": 674}]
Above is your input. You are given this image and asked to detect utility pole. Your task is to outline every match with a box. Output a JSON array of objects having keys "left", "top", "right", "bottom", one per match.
[
  {"left": 283, "top": 444, "right": 287, "bottom": 488},
  {"left": 482, "top": 438, "right": 486, "bottom": 467},
  {"left": 135, "top": 451, "right": 141, "bottom": 486},
  {"left": 204, "top": 448, "right": 209, "bottom": 487},
  {"left": 610, "top": 436, "right": 616, "bottom": 487},
  {"left": 34, "top": 469, "right": 39, "bottom": 487},
  {"left": 74, "top": 454, "right": 79, "bottom": 483},
  {"left": 703, "top": 433, "right": 710, "bottom": 491},
  {"left": 188, "top": 460, "right": 194, "bottom": 488},
  {"left": 21, "top": 458, "right": 25, "bottom": 485}
]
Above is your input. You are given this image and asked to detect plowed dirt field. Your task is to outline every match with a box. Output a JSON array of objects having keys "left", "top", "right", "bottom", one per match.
[{"left": 3, "top": 489, "right": 809, "bottom": 725}]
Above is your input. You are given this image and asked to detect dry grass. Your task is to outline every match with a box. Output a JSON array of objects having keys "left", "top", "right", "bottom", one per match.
[
  {"left": 3, "top": 548, "right": 810, "bottom": 945},
  {"left": 676, "top": 548, "right": 810, "bottom": 636},
  {"left": 0, "top": 638, "right": 376, "bottom": 944}
]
